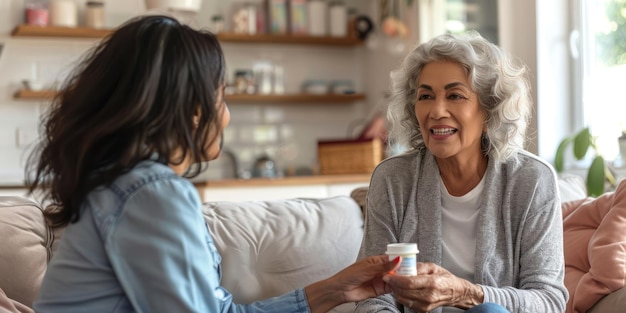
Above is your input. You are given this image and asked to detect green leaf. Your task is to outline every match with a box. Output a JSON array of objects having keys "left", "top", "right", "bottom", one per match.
[
  {"left": 587, "top": 156, "right": 605, "bottom": 197},
  {"left": 554, "top": 137, "right": 572, "bottom": 172},
  {"left": 573, "top": 128, "right": 591, "bottom": 160},
  {"left": 405, "top": 0, "right": 414, "bottom": 7}
]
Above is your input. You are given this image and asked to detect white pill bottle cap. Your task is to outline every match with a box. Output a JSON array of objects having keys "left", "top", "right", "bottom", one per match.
[
  {"left": 386, "top": 243, "right": 419, "bottom": 255},
  {"left": 385, "top": 243, "right": 419, "bottom": 276}
]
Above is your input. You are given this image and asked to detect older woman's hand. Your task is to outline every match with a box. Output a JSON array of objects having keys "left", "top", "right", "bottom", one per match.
[{"left": 382, "top": 262, "right": 484, "bottom": 312}]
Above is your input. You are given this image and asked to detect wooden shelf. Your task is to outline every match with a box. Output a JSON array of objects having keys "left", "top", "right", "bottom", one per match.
[
  {"left": 13, "top": 89, "right": 56, "bottom": 100},
  {"left": 13, "top": 89, "right": 365, "bottom": 104},
  {"left": 11, "top": 25, "right": 364, "bottom": 46},
  {"left": 11, "top": 24, "right": 112, "bottom": 39},
  {"left": 226, "top": 93, "right": 365, "bottom": 103},
  {"left": 216, "top": 32, "right": 364, "bottom": 46}
]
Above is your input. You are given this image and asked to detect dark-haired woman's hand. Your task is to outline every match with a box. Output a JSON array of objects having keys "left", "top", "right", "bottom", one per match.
[{"left": 304, "top": 255, "right": 401, "bottom": 313}]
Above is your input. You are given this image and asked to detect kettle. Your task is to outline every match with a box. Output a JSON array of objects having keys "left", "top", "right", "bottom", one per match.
[{"left": 251, "top": 154, "right": 278, "bottom": 178}]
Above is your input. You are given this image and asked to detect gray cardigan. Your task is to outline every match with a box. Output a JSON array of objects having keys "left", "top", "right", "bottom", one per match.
[{"left": 355, "top": 148, "right": 568, "bottom": 313}]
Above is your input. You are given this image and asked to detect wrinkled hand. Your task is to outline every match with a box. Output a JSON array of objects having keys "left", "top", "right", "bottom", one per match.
[
  {"left": 382, "top": 262, "right": 483, "bottom": 312},
  {"left": 332, "top": 255, "right": 402, "bottom": 303}
]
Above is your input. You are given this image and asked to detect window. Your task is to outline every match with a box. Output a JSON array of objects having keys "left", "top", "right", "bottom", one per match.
[{"left": 573, "top": 0, "right": 626, "bottom": 163}]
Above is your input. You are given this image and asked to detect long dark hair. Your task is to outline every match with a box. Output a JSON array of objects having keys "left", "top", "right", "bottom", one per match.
[{"left": 26, "top": 15, "right": 226, "bottom": 228}]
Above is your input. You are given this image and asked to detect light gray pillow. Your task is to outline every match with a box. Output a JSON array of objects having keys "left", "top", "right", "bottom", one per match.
[
  {"left": 202, "top": 196, "right": 364, "bottom": 304},
  {"left": 0, "top": 197, "right": 51, "bottom": 308}
]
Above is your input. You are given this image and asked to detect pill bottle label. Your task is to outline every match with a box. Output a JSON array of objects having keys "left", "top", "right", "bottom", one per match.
[{"left": 395, "top": 255, "right": 417, "bottom": 276}]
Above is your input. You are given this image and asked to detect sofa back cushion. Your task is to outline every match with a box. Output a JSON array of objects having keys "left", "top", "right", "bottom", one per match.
[
  {"left": 0, "top": 197, "right": 51, "bottom": 307},
  {"left": 562, "top": 180, "right": 626, "bottom": 313},
  {"left": 202, "top": 196, "right": 364, "bottom": 304}
]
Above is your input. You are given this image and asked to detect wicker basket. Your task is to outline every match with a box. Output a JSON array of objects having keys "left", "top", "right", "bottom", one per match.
[{"left": 317, "top": 138, "right": 383, "bottom": 175}]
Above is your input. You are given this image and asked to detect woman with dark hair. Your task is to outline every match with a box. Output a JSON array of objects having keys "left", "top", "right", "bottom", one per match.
[
  {"left": 355, "top": 32, "right": 567, "bottom": 313},
  {"left": 27, "top": 15, "right": 400, "bottom": 313}
]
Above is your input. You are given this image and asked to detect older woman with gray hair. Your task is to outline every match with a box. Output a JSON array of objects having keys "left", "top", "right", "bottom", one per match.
[{"left": 356, "top": 32, "right": 568, "bottom": 313}]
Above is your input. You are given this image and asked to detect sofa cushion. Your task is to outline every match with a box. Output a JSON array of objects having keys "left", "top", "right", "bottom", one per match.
[
  {"left": 202, "top": 196, "right": 364, "bottom": 305},
  {"left": 0, "top": 197, "right": 51, "bottom": 307},
  {"left": 588, "top": 287, "right": 626, "bottom": 313},
  {"left": 558, "top": 173, "right": 587, "bottom": 203},
  {"left": 562, "top": 180, "right": 626, "bottom": 313}
]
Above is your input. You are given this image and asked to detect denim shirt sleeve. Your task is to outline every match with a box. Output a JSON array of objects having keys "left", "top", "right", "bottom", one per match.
[{"left": 104, "top": 177, "right": 310, "bottom": 313}]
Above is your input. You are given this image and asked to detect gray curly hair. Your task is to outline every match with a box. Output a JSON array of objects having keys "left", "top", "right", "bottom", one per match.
[{"left": 387, "top": 32, "right": 531, "bottom": 162}]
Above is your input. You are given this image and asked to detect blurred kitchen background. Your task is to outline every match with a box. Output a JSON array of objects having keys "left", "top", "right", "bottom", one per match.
[{"left": 0, "top": 0, "right": 534, "bottom": 186}]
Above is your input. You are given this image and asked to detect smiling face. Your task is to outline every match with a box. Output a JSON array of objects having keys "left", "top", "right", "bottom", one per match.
[{"left": 414, "top": 61, "right": 486, "bottom": 162}]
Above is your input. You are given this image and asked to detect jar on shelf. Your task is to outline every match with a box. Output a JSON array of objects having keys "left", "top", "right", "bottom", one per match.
[
  {"left": 329, "top": 1, "right": 347, "bottom": 37},
  {"left": 25, "top": 1, "right": 49, "bottom": 26},
  {"left": 85, "top": 1, "right": 105, "bottom": 29},
  {"left": 307, "top": 0, "right": 327, "bottom": 36},
  {"left": 234, "top": 70, "right": 255, "bottom": 94},
  {"left": 211, "top": 14, "right": 224, "bottom": 33},
  {"left": 49, "top": 0, "right": 78, "bottom": 27}
]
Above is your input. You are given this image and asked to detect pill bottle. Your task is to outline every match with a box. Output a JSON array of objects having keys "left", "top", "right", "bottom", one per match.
[{"left": 385, "top": 243, "right": 419, "bottom": 276}]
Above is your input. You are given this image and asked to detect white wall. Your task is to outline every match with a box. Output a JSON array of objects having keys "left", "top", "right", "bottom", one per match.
[{"left": 498, "top": 0, "right": 538, "bottom": 154}]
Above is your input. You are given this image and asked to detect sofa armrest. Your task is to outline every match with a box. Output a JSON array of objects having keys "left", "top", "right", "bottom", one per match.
[
  {"left": 0, "top": 197, "right": 53, "bottom": 308},
  {"left": 588, "top": 287, "right": 626, "bottom": 313}
]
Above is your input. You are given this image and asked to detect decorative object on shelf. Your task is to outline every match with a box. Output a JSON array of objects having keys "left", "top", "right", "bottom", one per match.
[
  {"left": 353, "top": 15, "right": 374, "bottom": 40},
  {"left": 555, "top": 127, "right": 616, "bottom": 196},
  {"left": 329, "top": 80, "right": 355, "bottom": 94},
  {"left": 49, "top": 0, "right": 78, "bottom": 27},
  {"left": 144, "top": 0, "right": 201, "bottom": 23},
  {"left": 288, "top": 0, "right": 307, "bottom": 34},
  {"left": 232, "top": 2, "right": 258, "bottom": 34},
  {"left": 380, "top": 0, "right": 408, "bottom": 38},
  {"left": 307, "top": 0, "right": 327, "bottom": 36},
  {"left": 85, "top": 1, "right": 105, "bottom": 29},
  {"left": 144, "top": 0, "right": 201, "bottom": 13},
  {"left": 267, "top": 0, "right": 288, "bottom": 34},
  {"left": 329, "top": 1, "right": 348, "bottom": 37},
  {"left": 22, "top": 62, "right": 46, "bottom": 91},
  {"left": 251, "top": 154, "right": 279, "bottom": 178},
  {"left": 317, "top": 138, "right": 383, "bottom": 175},
  {"left": 366, "top": 0, "right": 409, "bottom": 55},
  {"left": 234, "top": 69, "right": 255, "bottom": 94},
  {"left": 21, "top": 80, "right": 45, "bottom": 91},
  {"left": 25, "top": 1, "right": 49, "bottom": 26},
  {"left": 210, "top": 14, "right": 224, "bottom": 33},
  {"left": 301, "top": 79, "right": 328, "bottom": 95}
]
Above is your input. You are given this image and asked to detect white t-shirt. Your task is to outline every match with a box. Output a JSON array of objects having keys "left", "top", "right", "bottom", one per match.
[{"left": 439, "top": 174, "right": 485, "bottom": 313}]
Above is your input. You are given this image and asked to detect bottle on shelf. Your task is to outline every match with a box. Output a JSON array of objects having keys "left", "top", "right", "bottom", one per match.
[{"left": 85, "top": 1, "right": 105, "bottom": 29}]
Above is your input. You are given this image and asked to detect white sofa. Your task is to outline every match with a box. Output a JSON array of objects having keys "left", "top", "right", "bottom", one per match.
[
  {"left": 0, "top": 175, "right": 625, "bottom": 312},
  {"left": 0, "top": 194, "right": 364, "bottom": 313}
]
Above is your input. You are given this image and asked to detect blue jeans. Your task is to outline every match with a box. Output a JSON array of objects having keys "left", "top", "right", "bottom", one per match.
[{"left": 465, "top": 303, "right": 510, "bottom": 313}]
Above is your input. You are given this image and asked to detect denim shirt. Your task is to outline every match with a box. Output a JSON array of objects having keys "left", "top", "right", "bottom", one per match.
[{"left": 33, "top": 160, "right": 310, "bottom": 313}]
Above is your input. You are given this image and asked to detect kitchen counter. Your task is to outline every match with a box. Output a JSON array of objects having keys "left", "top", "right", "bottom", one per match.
[{"left": 198, "top": 174, "right": 371, "bottom": 188}]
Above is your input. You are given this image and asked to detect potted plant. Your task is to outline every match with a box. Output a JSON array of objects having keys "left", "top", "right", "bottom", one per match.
[{"left": 554, "top": 127, "right": 616, "bottom": 197}]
